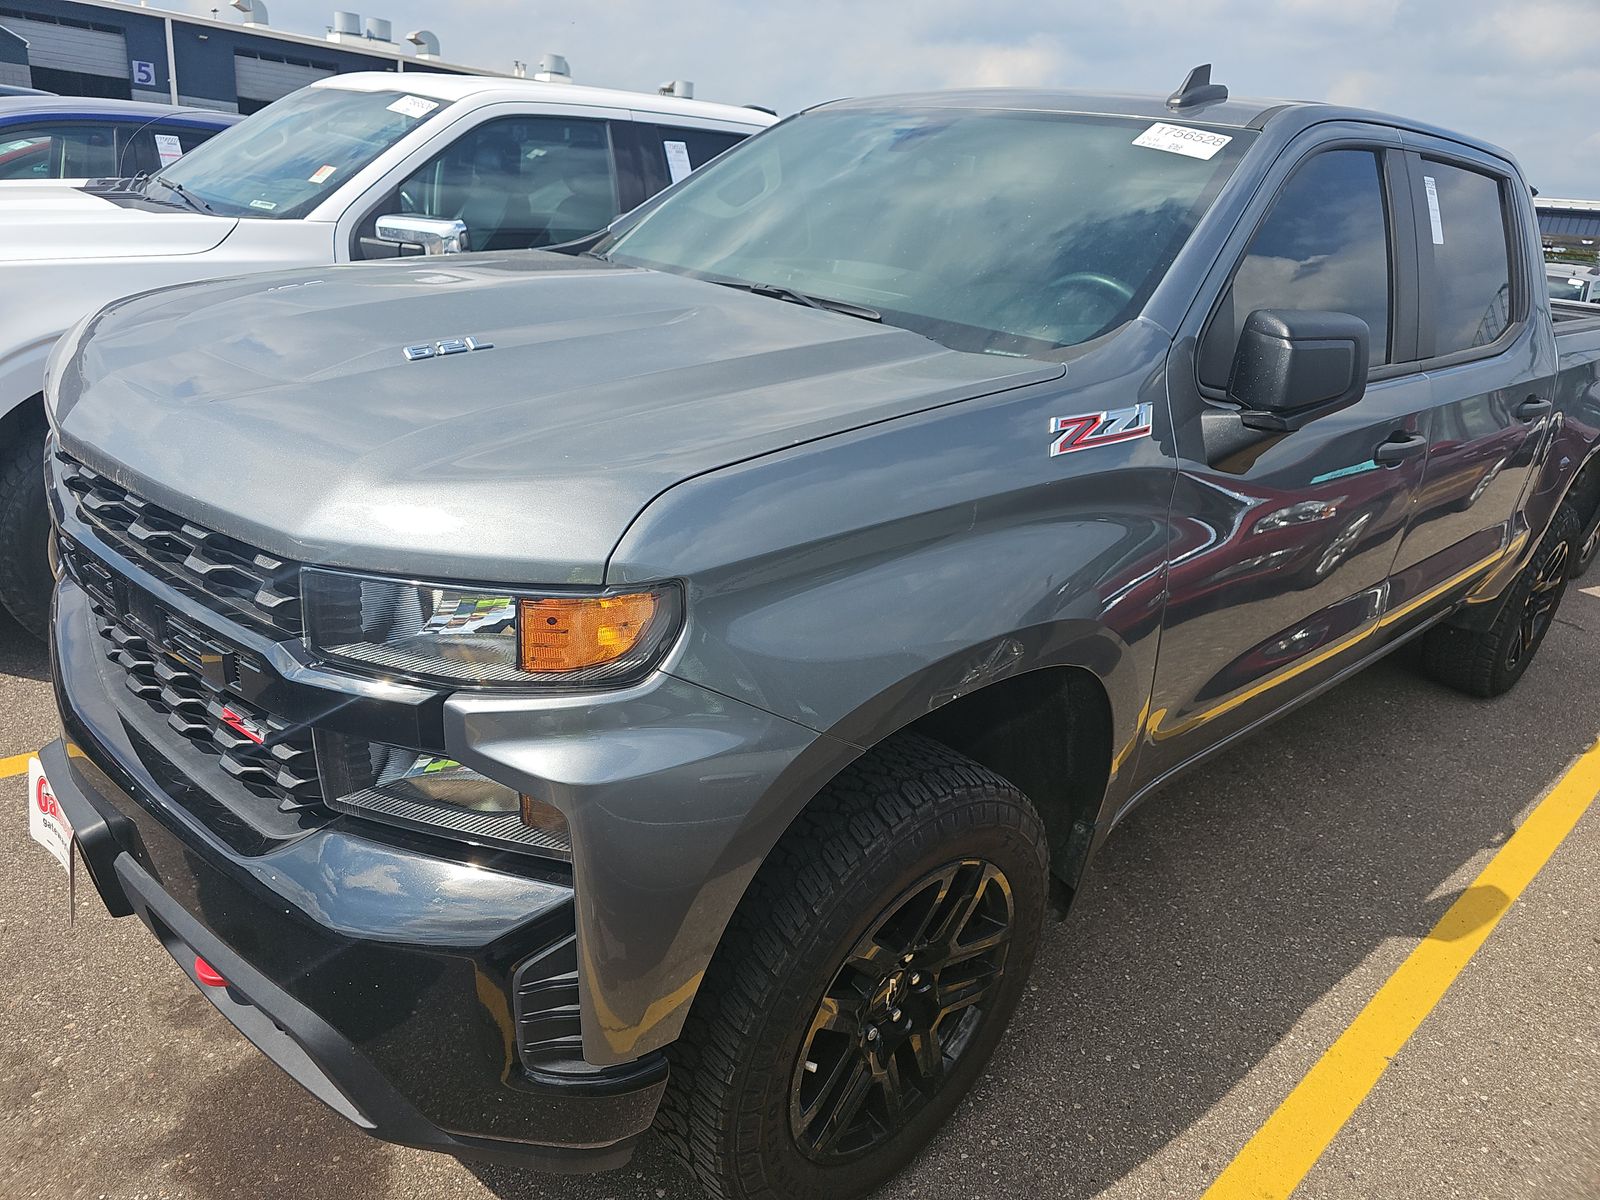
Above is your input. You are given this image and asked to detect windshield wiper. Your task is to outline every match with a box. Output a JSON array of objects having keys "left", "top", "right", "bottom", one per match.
[
  {"left": 716, "top": 279, "right": 881, "bottom": 323},
  {"left": 151, "top": 175, "right": 213, "bottom": 214}
]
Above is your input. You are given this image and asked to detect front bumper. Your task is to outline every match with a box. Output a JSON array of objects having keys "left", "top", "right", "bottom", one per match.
[{"left": 47, "top": 579, "right": 667, "bottom": 1171}]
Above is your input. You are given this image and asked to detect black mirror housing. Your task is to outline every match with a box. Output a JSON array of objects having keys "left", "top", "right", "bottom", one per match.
[{"left": 1227, "top": 309, "right": 1371, "bottom": 432}]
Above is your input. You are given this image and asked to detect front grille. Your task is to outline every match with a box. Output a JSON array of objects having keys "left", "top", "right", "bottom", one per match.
[
  {"left": 56, "top": 453, "right": 304, "bottom": 637},
  {"left": 66, "top": 539, "right": 323, "bottom": 814}
]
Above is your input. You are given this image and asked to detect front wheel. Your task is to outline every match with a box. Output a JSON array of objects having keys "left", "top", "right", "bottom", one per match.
[
  {"left": 0, "top": 412, "right": 50, "bottom": 641},
  {"left": 656, "top": 735, "right": 1049, "bottom": 1200},
  {"left": 1420, "top": 503, "right": 1580, "bottom": 698}
]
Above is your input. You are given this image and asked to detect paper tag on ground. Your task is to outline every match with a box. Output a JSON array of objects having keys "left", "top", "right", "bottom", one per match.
[
  {"left": 663, "top": 139, "right": 693, "bottom": 184},
  {"left": 153, "top": 133, "right": 184, "bottom": 167},
  {"left": 387, "top": 95, "right": 439, "bottom": 119},
  {"left": 27, "top": 757, "right": 72, "bottom": 874},
  {"left": 1132, "top": 122, "right": 1232, "bottom": 160},
  {"left": 309, "top": 164, "right": 337, "bottom": 184},
  {"left": 1423, "top": 175, "right": 1445, "bottom": 244}
]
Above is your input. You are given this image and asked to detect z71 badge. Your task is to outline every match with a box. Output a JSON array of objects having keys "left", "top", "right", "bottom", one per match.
[{"left": 1049, "top": 402, "right": 1154, "bottom": 457}]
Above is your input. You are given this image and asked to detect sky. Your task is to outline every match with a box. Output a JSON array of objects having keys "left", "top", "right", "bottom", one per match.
[{"left": 190, "top": 0, "right": 1599, "bottom": 196}]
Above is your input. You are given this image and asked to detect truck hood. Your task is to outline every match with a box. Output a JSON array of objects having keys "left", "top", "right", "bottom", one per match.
[
  {"left": 0, "top": 186, "right": 236, "bottom": 260},
  {"left": 56, "top": 253, "right": 1062, "bottom": 584}
]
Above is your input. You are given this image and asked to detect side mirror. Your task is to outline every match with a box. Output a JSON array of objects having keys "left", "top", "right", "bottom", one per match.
[
  {"left": 1228, "top": 309, "right": 1370, "bottom": 432},
  {"left": 374, "top": 215, "right": 470, "bottom": 256}
]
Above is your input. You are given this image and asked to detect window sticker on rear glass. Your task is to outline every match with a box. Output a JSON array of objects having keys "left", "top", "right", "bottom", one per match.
[
  {"left": 249, "top": 198, "right": 278, "bottom": 211},
  {"left": 387, "top": 95, "right": 439, "bottom": 119},
  {"left": 308, "top": 164, "right": 337, "bottom": 184},
  {"left": 153, "top": 133, "right": 183, "bottom": 167},
  {"left": 1423, "top": 175, "right": 1445, "bottom": 244},
  {"left": 1132, "top": 122, "right": 1232, "bottom": 161}
]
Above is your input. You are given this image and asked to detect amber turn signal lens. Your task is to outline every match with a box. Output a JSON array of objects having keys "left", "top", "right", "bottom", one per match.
[{"left": 517, "top": 592, "right": 660, "bottom": 673}]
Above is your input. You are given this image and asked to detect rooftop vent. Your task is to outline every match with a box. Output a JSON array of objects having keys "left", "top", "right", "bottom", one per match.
[
  {"left": 364, "top": 16, "right": 390, "bottom": 42},
  {"left": 328, "top": 10, "right": 367, "bottom": 43},
  {"left": 229, "top": 0, "right": 269, "bottom": 26},
  {"left": 658, "top": 79, "right": 694, "bottom": 98},
  {"left": 531, "top": 53, "right": 572, "bottom": 84},
  {"left": 406, "top": 28, "right": 440, "bottom": 58}
]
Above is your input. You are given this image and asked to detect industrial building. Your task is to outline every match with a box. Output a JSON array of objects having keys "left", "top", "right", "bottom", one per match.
[
  {"left": 1538, "top": 197, "right": 1600, "bottom": 266},
  {"left": 0, "top": 0, "right": 493, "bottom": 113}
]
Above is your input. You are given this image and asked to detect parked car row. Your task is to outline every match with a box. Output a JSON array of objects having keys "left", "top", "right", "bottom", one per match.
[
  {"left": 20, "top": 63, "right": 1600, "bottom": 1200},
  {"left": 0, "top": 72, "right": 773, "bottom": 636}
]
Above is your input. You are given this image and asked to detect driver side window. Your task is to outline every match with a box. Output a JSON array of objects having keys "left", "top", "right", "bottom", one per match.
[
  {"left": 391, "top": 116, "right": 619, "bottom": 253},
  {"left": 1199, "top": 149, "right": 1393, "bottom": 388}
]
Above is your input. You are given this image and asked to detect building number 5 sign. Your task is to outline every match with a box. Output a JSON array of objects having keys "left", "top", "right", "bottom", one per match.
[{"left": 132, "top": 59, "right": 157, "bottom": 86}]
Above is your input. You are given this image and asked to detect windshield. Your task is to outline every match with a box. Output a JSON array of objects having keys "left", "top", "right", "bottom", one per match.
[
  {"left": 149, "top": 86, "right": 446, "bottom": 219},
  {"left": 603, "top": 107, "right": 1255, "bottom": 357}
]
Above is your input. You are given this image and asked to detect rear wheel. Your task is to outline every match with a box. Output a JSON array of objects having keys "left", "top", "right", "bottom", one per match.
[
  {"left": 1420, "top": 503, "right": 1579, "bottom": 698},
  {"left": 656, "top": 735, "right": 1049, "bottom": 1200},
  {"left": 0, "top": 410, "right": 50, "bottom": 641}
]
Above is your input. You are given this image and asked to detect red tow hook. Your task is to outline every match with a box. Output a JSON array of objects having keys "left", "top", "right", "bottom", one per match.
[{"left": 194, "top": 956, "right": 228, "bottom": 988}]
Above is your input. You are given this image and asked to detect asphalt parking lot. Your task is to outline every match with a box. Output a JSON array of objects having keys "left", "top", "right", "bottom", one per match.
[{"left": 1, "top": 594, "right": 1596, "bottom": 1200}]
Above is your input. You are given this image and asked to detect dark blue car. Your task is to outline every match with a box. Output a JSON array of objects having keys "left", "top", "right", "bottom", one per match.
[{"left": 0, "top": 96, "right": 240, "bottom": 182}]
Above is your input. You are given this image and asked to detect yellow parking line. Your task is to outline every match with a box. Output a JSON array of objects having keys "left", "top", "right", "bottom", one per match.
[
  {"left": 1204, "top": 734, "right": 1600, "bottom": 1200},
  {"left": 0, "top": 751, "right": 34, "bottom": 780}
]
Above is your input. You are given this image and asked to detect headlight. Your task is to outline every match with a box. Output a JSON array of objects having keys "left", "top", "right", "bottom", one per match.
[
  {"left": 317, "top": 731, "right": 571, "bottom": 858},
  {"left": 302, "top": 568, "right": 681, "bottom": 687}
]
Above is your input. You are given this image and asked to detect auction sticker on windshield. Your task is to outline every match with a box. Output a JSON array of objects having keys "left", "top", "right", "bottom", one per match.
[
  {"left": 387, "top": 95, "right": 439, "bottom": 119},
  {"left": 1132, "top": 122, "right": 1232, "bottom": 160},
  {"left": 26, "top": 757, "right": 72, "bottom": 874}
]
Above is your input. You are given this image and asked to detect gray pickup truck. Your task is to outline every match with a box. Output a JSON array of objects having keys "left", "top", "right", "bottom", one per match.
[{"left": 32, "top": 68, "right": 1600, "bottom": 1200}]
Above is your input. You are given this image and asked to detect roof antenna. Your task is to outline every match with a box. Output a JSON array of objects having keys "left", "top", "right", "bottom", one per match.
[{"left": 1168, "top": 63, "right": 1228, "bottom": 110}]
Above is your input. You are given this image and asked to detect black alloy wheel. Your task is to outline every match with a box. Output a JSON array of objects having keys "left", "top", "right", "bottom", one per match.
[
  {"left": 789, "top": 859, "right": 1014, "bottom": 1161},
  {"left": 1506, "top": 534, "right": 1569, "bottom": 672}
]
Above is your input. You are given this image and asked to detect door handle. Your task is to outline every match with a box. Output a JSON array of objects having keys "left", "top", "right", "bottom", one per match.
[
  {"left": 1373, "top": 432, "right": 1428, "bottom": 468},
  {"left": 1515, "top": 396, "right": 1552, "bottom": 421}
]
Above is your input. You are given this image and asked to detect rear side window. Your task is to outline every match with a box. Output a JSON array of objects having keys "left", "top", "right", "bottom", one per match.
[
  {"left": 120, "top": 123, "right": 223, "bottom": 177},
  {"left": 649, "top": 124, "right": 743, "bottom": 184},
  {"left": 1200, "top": 149, "right": 1392, "bottom": 388},
  {"left": 0, "top": 122, "right": 119, "bottom": 179},
  {"left": 1418, "top": 161, "right": 1514, "bottom": 356}
]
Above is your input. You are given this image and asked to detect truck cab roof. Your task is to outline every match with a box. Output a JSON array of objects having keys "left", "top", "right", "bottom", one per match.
[
  {"left": 818, "top": 88, "right": 1520, "bottom": 167},
  {"left": 310, "top": 71, "right": 774, "bottom": 129}
]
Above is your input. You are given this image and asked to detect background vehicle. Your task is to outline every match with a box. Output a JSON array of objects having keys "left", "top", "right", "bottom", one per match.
[
  {"left": 0, "top": 72, "right": 773, "bottom": 637},
  {"left": 35, "top": 75, "right": 1600, "bottom": 1200},
  {"left": 0, "top": 96, "right": 238, "bottom": 183},
  {"left": 1547, "top": 261, "right": 1600, "bottom": 303}
]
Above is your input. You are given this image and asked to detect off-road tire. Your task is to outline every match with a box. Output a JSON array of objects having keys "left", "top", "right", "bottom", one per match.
[
  {"left": 0, "top": 411, "right": 50, "bottom": 641},
  {"left": 655, "top": 733, "right": 1049, "bottom": 1200},
  {"left": 1420, "top": 503, "right": 1580, "bottom": 698}
]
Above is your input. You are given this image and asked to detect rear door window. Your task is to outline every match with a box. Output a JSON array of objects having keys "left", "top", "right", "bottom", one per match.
[
  {"left": 0, "top": 122, "right": 120, "bottom": 179},
  {"left": 639, "top": 123, "right": 745, "bottom": 191},
  {"left": 1415, "top": 160, "right": 1516, "bottom": 357},
  {"left": 119, "top": 122, "right": 223, "bottom": 177},
  {"left": 1200, "top": 149, "right": 1393, "bottom": 388}
]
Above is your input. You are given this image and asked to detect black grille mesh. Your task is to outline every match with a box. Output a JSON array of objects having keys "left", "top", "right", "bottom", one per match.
[
  {"left": 57, "top": 454, "right": 304, "bottom": 636},
  {"left": 65, "top": 534, "right": 323, "bottom": 814}
]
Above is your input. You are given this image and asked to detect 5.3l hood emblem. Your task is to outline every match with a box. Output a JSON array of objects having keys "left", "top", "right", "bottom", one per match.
[{"left": 403, "top": 335, "right": 494, "bottom": 362}]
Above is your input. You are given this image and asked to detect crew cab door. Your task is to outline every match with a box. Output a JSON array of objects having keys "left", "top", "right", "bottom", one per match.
[
  {"left": 1142, "top": 134, "right": 1430, "bottom": 785},
  {"left": 1381, "top": 145, "right": 1548, "bottom": 630}
]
